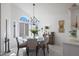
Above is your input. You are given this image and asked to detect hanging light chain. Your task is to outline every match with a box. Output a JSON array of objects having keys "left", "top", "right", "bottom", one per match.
[
  {"left": 33, "top": 3, "right": 35, "bottom": 17},
  {"left": 31, "top": 3, "right": 39, "bottom": 25}
]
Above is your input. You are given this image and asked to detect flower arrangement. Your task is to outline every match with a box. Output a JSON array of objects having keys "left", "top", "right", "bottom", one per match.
[
  {"left": 31, "top": 26, "right": 39, "bottom": 39},
  {"left": 31, "top": 28, "right": 38, "bottom": 34}
]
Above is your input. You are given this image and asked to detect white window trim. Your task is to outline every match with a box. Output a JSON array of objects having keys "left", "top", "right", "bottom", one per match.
[{"left": 19, "top": 21, "right": 29, "bottom": 38}]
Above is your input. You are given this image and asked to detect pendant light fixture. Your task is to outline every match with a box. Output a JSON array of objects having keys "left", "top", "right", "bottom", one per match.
[
  {"left": 69, "top": 3, "right": 78, "bottom": 10},
  {"left": 31, "top": 3, "right": 39, "bottom": 25}
]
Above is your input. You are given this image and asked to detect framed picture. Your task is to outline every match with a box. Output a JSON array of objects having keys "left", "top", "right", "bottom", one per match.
[{"left": 59, "top": 20, "right": 64, "bottom": 32}]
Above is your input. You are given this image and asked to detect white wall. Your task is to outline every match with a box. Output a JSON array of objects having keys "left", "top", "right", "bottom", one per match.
[
  {"left": 10, "top": 4, "right": 31, "bottom": 49},
  {"left": 11, "top": 4, "right": 30, "bottom": 37},
  {"left": 0, "top": 3, "right": 31, "bottom": 55},
  {"left": 0, "top": 3, "right": 1, "bottom": 55},
  {"left": 36, "top": 4, "right": 71, "bottom": 44}
]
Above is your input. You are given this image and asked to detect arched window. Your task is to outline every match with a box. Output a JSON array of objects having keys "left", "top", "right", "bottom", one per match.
[
  {"left": 20, "top": 16, "right": 29, "bottom": 22},
  {"left": 19, "top": 16, "right": 29, "bottom": 38}
]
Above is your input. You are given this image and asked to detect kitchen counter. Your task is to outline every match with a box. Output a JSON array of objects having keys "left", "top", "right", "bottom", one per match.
[{"left": 63, "top": 39, "right": 79, "bottom": 46}]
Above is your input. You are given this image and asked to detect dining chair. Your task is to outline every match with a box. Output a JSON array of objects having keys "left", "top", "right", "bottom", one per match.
[
  {"left": 41, "top": 33, "right": 49, "bottom": 55},
  {"left": 16, "top": 37, "right": 27, "bottom": 56},
  {"left": 44, "top": 34, "right": 49, "bottom": 53},
  {"left": 26, "top": 39, "right": 38, "bottom": 56},
  {"left": 35, "top": 34, "right": 49, "bottom": 56}
]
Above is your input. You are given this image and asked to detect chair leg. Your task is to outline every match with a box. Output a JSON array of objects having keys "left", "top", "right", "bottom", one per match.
[
  {"left": 26, "top": 48, "right": 27, "bottom": 55},
  {"left": 42, "top": 46, "right": 45, "bottom": 56},
  {"left": 16, "top": 48, "right": 19, "bottom": 56},
  {"left": 47, "top": 45, "right": 49, "bottom": 53},
  {"left": 36, "top": 46, "right": 39, "bottom": 56},
  {"left": 26, "top": 47, "right": 29, "bottom": 56}
]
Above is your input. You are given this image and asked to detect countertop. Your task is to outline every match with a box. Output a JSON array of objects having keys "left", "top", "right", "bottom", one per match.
[{"left": 63, "top": 39, "right": 79, "bottom": 46}]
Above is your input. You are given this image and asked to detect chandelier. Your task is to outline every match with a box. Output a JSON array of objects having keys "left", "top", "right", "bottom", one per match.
[{"left": 31, "top": 3, "right": 39, "bottom": 25}]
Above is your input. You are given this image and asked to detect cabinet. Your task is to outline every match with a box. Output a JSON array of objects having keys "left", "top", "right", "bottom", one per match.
[
  {"left": 69, "top": 4, "right": 79, "bottom": 38},
  {"left": 70, "top": 4, "right": 79, "bottom": 30},
  {"left": 49, "top": 32, "right": 55, "bottom": 45},
  {"left": 63, "top": 41, "right": 79, "bottom": 56}
]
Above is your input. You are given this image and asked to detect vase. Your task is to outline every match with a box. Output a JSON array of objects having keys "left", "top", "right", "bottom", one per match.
[{"left": 33, "top": 33, "right": 35, "bottom": 39}]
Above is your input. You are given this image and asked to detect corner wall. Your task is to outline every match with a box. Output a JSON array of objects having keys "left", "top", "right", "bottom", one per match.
[
  {"left": 0, "top": 3, "right": 1, "bottom": 55},
  {"left": 1, "top": 3, "right": 12, "bottom": 55}
]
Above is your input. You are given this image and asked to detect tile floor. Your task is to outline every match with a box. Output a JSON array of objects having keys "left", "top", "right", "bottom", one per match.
[{"left": 3, "top": 45, "right": 63, "bottom": 56}]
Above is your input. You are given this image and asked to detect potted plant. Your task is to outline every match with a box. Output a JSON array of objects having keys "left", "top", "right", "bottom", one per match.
[
  {"left": 45, "top": 26, "right": 49, "bottom": 29},
  {"left": 44, "top": 26, "right": 50, "bottom": 34},
  {"left": 69, "top": 30, "right": 77, "bottom": 37}
]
